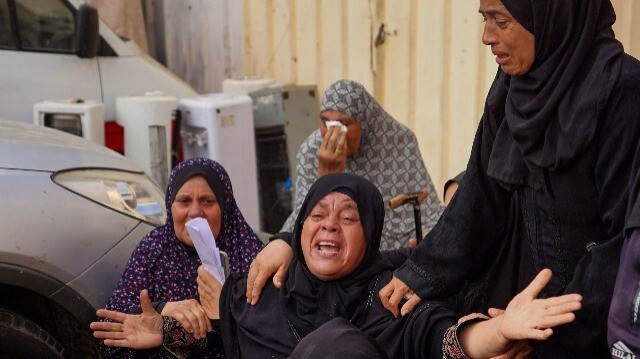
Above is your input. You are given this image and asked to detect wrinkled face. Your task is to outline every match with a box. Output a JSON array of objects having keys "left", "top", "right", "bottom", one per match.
[
  {"left": 479, "top": 0, "right": 535, "bottom": 75},
  {"left": 301, "top": 192, "right": 367, "bottom": 281},
  {"left": 319, "top": 110, "right": 362, "bottom": 156},
  {"left": 171, "top": 175, "right": 222, "bottom": 246}
]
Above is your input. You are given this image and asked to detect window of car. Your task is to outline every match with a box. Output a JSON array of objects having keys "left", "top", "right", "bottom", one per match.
[
  {"left": 15, "top": 0, "right": 76, "bottom": 53},
  {"left": 0, "top": 0, "right": 16, "bottom": 48}
]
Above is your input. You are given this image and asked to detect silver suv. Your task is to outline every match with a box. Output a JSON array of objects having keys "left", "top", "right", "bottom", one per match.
[{"left": 0, "top": 119, "right": 165, "bottom": 357}]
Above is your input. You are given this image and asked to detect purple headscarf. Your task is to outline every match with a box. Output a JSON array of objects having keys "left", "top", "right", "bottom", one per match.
[
  {"left": 100, "top": 157, "right": 263, "bottom": 358},
  {"left": 165, "top": 157, "right": 264, "bottom": 273}
]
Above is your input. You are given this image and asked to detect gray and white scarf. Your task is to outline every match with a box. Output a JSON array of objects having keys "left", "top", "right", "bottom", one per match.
[{"left": 280, "top": 79, "right": 442, "bottom": 250}]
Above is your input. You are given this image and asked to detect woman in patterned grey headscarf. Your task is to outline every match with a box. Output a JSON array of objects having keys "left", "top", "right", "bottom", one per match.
[{"left": 280, "top": 79, "right": 441, "bottom": 250}]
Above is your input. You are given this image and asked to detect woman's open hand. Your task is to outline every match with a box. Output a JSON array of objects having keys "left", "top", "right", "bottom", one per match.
[
  {"left": 246, "top": 239, "right": 294, "bottom": 305},
  {"left": 91, "top": 289, "right": 163, "bottom": 349},
  {"left": 379, "top": 276, "right": 421, "bottom": 317},
  {"left": 318, "top": 126, "right": 347, "bottom": 176},
  {"left": 161, "top": 298, "right": 210, "bottom": 339},
  {"left": 497, "top": 269, "right": 582, "bottom": 342},
  {"left": 197, "top": 265, "right": 222, "bottom": 319},
  {"left": 458, "top": 269, "right": 581, "bottom": 358}
]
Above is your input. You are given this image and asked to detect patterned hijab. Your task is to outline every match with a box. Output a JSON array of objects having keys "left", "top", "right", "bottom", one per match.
[
  {"left": 165, "top": 157, "right": 264, "bottom": 273},
  {"left": 486, "top": 0, "right": 624, "bottom": 185},
  {"left": 102, "top": 158, "right": 263, "bottom": 357},
  {"left": 281, "top": 79, "right": 441, "bottom": 250}
]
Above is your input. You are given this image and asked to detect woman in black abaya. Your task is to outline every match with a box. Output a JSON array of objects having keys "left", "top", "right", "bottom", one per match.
[{"left": 380, "top": 0, "right": 640, "bottom": 357}]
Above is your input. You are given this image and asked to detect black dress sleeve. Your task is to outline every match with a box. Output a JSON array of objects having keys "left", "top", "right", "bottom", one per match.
[
  {"left": 381, "top": 248, "right": 412, "bottom": 269},
  {"left": 394, "top": 119, "right": 513, "bottom": 300}
]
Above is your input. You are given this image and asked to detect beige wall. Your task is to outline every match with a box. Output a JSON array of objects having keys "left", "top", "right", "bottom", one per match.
[
  {"left": 243, "top": 0, "right": 640, "bottom": 198},
  {"left": 87, "top": 0, "right": 149, "bottom": 52}
]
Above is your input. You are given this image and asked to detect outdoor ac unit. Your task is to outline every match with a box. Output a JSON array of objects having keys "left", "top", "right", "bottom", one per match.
[
  {"left": 249, "top": 84, "right": 319, "bottom": 233},
  {"left": 33, "top": 99, "right": 105, "bottom": 145},
  {"left": 116, "top": 92, "right": 178, "bottom": 189},
  {"left": 179, "top": 93, "right": 260, "bottom": 231},
  {"left": 222, "top": 77, "right": 274, "bottom": 96}
]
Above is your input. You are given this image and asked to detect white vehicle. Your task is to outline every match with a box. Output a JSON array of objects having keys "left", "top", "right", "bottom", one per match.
[{"left": 0, "top": 0, "right": 197, "bottom": 126}]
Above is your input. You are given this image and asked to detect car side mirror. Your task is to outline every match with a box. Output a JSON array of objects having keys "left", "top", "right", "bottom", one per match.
[{"left": 76, "top": 4, "right": 99, "bottom": 58}]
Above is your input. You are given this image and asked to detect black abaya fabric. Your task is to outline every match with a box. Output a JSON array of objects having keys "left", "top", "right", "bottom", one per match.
[
  {"left": 395, "top": 1, "right": 640, "bottom": 357},
  {"left": 288, "top": 318, "right": 390, "bottom": 359}
]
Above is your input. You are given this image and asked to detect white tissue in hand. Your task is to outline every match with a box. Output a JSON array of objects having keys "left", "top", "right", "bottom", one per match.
[
  {"left": 185, "top": 217, "right": 225, "bottom": 284},
  {"left": 325, "top": 120, "right": 347, "bottom": 133}
]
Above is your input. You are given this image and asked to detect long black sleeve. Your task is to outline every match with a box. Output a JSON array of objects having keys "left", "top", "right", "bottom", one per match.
[{"left": 395, "top": 118, "right": 512, "bottom": 301}]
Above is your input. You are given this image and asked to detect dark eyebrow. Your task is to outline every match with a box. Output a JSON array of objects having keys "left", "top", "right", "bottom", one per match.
[{"left": 479, "top": 9, "right": 498, "bottom": 15}]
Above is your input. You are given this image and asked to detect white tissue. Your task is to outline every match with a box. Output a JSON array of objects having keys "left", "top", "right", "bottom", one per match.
[
  {"left": 326, "top": 120, "right": 347, "bottom": 133},
  {"left": 185, "top": 217, "right": 226, "bottom": 284}
]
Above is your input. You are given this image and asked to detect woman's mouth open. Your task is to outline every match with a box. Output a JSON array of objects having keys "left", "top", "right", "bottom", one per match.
[{"left": 315, "top": 241, "right": 341, "bottom": 257}]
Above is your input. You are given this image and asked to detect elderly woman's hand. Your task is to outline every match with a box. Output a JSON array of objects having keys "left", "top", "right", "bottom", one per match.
[
  {"left": 379, "top": 276, "right": 421, "bottom": 317},
  {"left": 91, "top": 289, "right": 163, "bottom": 349},
  {"left": 246, "top": 239, "right": 294, "bottom": 305},
  {"left": 197, "top": 265, "right": 222, "bottom": 320},
  {"left": 161, "top": 299, "right": 211, "bottom": 339},
  {"left": 318, "top": 126, "right": 347, "bottom": 176},
  {"left": 495, "top": 269, "right": 582, "bottom": 342}
]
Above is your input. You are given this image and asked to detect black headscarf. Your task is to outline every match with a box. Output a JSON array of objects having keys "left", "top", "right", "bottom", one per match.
[
  {"left": 280, "top": 173, "right": 393, "bottom": 337},
  {"left": 486, "top": 0, "right": 624, "bottom": 185}
]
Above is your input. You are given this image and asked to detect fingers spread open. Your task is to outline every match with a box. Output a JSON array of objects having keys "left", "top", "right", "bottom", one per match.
[
  {"left": 539, "top": 294, "right": 582, "bottom": 308},
  {"left": 90, "top": 321, "right": 123, "bottom": 332},
  {"left": 96, "top": 309, "right": 127, "bottom": 323},
  {"left": 543, "top": 301, "right": 582, "bottom": 317},
  {"left": 140, "top": 290, "right": 155, "bottom": 315},
  {"left": 538, "top": 312, "right": 576, "bottom": 329},
  {"left": 103, "top": 338, "right": 129, "bottom": 347},
  {"left": 522, "top": 269, "right": 553, "bottom": 298},
  {"left": 488, "top": 307, "right": 505, "bottom": 318}
]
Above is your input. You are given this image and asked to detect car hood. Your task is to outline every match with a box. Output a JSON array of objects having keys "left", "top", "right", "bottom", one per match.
[{"left": 0, "top": 119, "right": 143, "bottom": 172}]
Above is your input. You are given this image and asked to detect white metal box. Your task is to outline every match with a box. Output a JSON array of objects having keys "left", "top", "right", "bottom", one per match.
[
  {"left": 116, "top": 93, "right": 178, "bottom": 189},
  {"left": 33, "top": 99, "right": 105, "bottom": 145},
  {"left": 179, "top": 93, "right": 260, "bottom": 230}
]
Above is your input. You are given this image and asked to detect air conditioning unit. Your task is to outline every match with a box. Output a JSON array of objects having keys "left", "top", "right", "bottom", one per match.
[
  {"left": 222, "top": 77, "right": 274, "bottom": 96},
  {"left": 250, "top": 84, "right": 319, "bottom": 234},
  {"left": 33, "top": 99, "right": 105, "bottom": 145},
  {"left": 116, "top": 92, "right": 178, "bottom": 189},
  {"left": 179, "top": 93, "right": 260, "bottom": 231}
]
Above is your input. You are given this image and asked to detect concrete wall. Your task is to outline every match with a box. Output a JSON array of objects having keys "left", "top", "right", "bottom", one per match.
[{"left": 243, "top": 0, "right": 640, "bottom": 197}]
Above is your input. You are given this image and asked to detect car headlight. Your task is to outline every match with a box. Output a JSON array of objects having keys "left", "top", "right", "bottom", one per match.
[{"left": 52, "top": 169, "right": 166, "bottom": 226}]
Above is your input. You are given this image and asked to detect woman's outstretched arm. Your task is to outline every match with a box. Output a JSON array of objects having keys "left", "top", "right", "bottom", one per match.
[{"left": 457, "top": 269, "right": 582, "bottom": 358}]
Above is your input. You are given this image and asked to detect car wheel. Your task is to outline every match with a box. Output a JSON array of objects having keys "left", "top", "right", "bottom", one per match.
[{"left": 0, "top": 308, "right": 67, "bottom": 358}]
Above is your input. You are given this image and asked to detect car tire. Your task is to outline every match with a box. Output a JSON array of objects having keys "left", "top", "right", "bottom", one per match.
[{"left": 0, "top": 308, "right": 67, "bottom": 358}]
